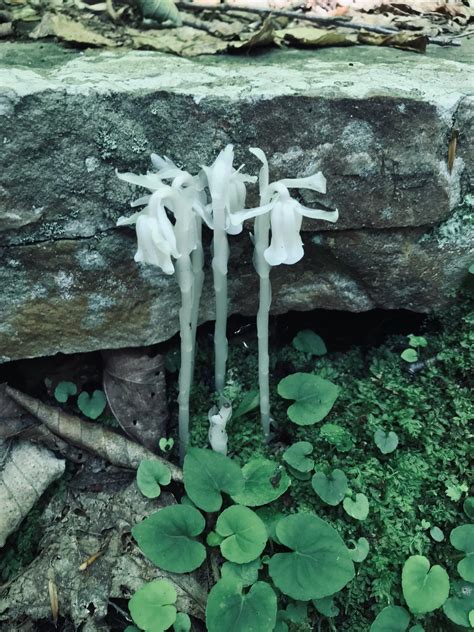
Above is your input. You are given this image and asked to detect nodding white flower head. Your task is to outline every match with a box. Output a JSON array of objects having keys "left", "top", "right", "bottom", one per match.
[
  {"left": 231, "top": 148, "right": 338, "bottom": 267},
  {"left": 117, "top": 154, "right": 206, "bottom": 274},
  {"left": 200, "top": 144, "right": 256, "bottom": 235}
]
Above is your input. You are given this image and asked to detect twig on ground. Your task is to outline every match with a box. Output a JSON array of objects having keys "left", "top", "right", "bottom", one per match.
[{"left": 176, "top": 1, "right": 461, "bottom": 46}]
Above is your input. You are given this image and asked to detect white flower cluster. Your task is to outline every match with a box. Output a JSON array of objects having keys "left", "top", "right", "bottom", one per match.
[{"left": 117, "top": 145, "right": 338, "bottom": 272}]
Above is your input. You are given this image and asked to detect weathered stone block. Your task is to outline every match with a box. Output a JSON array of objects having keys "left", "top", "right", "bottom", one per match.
[{"left": 0, "top": 42, "right": 472, "bottom": 362}]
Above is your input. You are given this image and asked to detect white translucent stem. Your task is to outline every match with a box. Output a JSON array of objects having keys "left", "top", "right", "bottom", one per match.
[
  {"left": 254, "top": 213, "right": 272, "bottom": 440},
  {"left": 191, "top": 217, "right": 204, "bottom": 377},
  {"left": 175, "top": 254, "right": 194, "bottom": 463},
  {"left": 212, "top": 202, "right": 229, "bottom": 394}
]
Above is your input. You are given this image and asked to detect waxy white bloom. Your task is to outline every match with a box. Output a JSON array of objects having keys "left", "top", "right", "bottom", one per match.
[
  {"left": 208, "top": 401, "right": 232, "bottom": 455},
  {"left": 117, "top": 154, "right": 206, "bottom": 274},
  {"left": 231, "top": 148, "right": 339, "bottom": 266},
  {"left": 200, "top": 144, "right": 257, "bottom": 235}
]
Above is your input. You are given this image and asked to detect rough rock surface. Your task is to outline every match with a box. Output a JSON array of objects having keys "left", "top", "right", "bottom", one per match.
[{"left": 0, "top": 42, "right": 472, "bottom": 362}]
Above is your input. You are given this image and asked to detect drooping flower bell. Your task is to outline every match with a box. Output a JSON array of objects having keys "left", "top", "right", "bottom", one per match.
[{"left": 230, "top": 148, "right": 338, "bottom": 266}]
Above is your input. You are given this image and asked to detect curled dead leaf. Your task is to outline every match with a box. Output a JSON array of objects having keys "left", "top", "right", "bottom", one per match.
[
  {"left": 228, "top": 16, "right": 275, "bottom": 51},
  {"left": 275, "top": 26, "right": 358, "bottom": 47},
  {"left": 30, "top": 13, "right": 116, "bottom": 46},
  {"left": 357, "top": 29, "right": 428, "bottom": 52}
]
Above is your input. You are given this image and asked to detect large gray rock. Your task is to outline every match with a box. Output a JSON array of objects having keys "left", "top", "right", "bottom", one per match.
[{"left": 0, "top": 42, "right": 473, "bottom": 362}]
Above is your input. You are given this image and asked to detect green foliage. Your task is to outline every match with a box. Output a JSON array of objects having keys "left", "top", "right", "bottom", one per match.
[
  {"left": 206, "top": 579, "right": 277, "bottom": 632},
  {"left": 173, "top": 613, "right": 191, "bottom": 632},
  {"left": 443, "top": 579, "right": 474, "bottom": 627},
  {"left": 132, "top": 505, "right": 206, "bottom": 573},
  {"left": 292, "top": 330, "right": 327, "bottom": 356},
  {"left": 401, "top": 349, "right": 418, "bottom": 363},
  {"left": 429, "top": 526, "right": 444, "bottom": 542},
  {"left": 464, "top": 498, "right": 474, "bottom": 520},
  {"left": 216, "top": 506, "right": 267, "bottom": 563},
  {"left": 159, "top": 437, "right": 174, "bottom": 452},
  {"left": 402, "top": 555, "right": 450, "bottom": 614},
  {"left": 183, "top": 447, "right": 244, "bottom": 512},
  {"left": 129, "top": 580, "right": 177, "bottom": 632},
  {"left": 311, "top": 469, "right": 348, "bottom": 506},
  {"left": 54, "top": 380, "right": 77, "bottom": 402},
  {"left": 343, "top": 493, "right": 370, "bottom": 521},
  {"left": 221, "top": 559, "right": 261, "bottom": 586},
  {"left": 374, "top": 429, "right": 399, "bottom": 455},
  {"left": 313, "top": 595, "right": 339, "bottom": 617},
  {"left": 231, "top": 458, "right": 290, "bottom": 507},
  {"left": 277, "top": 373, "right": 339, "bottom": 425},
  {"left": 233, "top": 390, "right": 259, "bottom": 419},
  {"left": 407, "top": 335, "right": 428, "bottom": 349},
  {"left": 137, "top": 460, "right": 171, "bottom": 498},
  {"left": 319, "top": 422, "right": 354, "bottom": 452},
  {"left": 348, "top": 537, "right": 370, "bottom": 563},
  {"left": 370, "top": 606, "right": 410, "bottom": 631},
  {"left": 450, "top": 524, "right": 474, "bottom": 582},
  {"left": 268, "top": 513, "right": 354, "bottom": 600},
  {"left": 282, "top": 441, "right": 314, "bottom": 473},
  {"left": 77, "top": 389, "right": 106, "bottom": 419}
]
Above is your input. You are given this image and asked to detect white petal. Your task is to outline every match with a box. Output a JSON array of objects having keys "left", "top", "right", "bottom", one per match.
[
  {"left": 116, "top": 170, "right": 164, "bottom": 190},
  {"left": 229, "top": 203, "right": 273, "bottom": 226},
  {"left": 148, "top": 192, "right": 179, "bottom": 258},
  {"left": 117, "top": 211, "right": 141, "bottom": 226},
  {"left": 279, "top": 171, "right": 327, "bottom": 194},
  {"left": 295, "top": 204, "right": 339, "bottom": 223},
  {"left": 130, "top": 195, "right": 151, "bottom": 208}
]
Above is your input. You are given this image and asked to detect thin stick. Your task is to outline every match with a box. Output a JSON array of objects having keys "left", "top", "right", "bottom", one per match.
[
  {"left": 254, "top": 213, "right": 272, "bottom": 440},
  {"left": 176, "top": 2, "right": 461, "bottom": 46}
]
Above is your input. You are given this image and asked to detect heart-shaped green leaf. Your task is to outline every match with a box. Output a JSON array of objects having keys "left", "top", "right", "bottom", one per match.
[
  {"left": 268, "top": 513, "right": 354, "bottom": 600},
  {"left": 402, "top": 555, "right": 450, "bottom": 613},
  {"left": 206, "top": 578, "right": 277, "bottom": 632},
  {"left": 184, "top": 447, "right": 244, "bottom": 512},
  {"left": 232, "top": 459, "right": 290, "bottom": 507},
  {"left": 132, "top": 505, "right": 206, "bottom": 573},
  {"left": 450, "top": 524, "right": 474, "bottom": 582},
  {"left": 216, "top": 506, "right": 267, "bottom": 564},
  {"left": 129, "top": 580, "right": 177, "bottom": 632},
  {"left": 343, "top": 493, "right": 369, "bottom": 521},
  {"left": 313, "top": 595, "right": 339, "bottom": 617},
  {"left": 221, "top": 559, "right": 261, "bottom": 587},
  {"left": 407, "top": 334, "right": 427, "bottom": 348},
  {"left": 137, "top": 460, "right": 171, "bottom": 499},
  {"left": 255, "top": 507, "right": 285, "bottom": 544},
  {"left": 159, "top": 437, "right": 174, "bottom": 452},
  {"left": 312, "top": 469, "right": 348, "bottom": 506},
  {"left": 77, "top": 390, "right": 106, "bottom": 419},
  {"left": 374, "top": 429, "right": 399, "bottom": 455},
  {"left": 409, "top": 626, "right": 424, "bottom": 632},
  {"left": 283, "top": 441, "right": 314, "bottom": 473},
  {"left": 173, "top": 613, "right": 191, "bottom": 632},
  {"left": 292, "top": 330, "right": 327, "bottom": 356},
  {"left": 277, "top": 373, "right": 339, "bottom": 426},
  {"left": 348, "top": 537, "right": 370, "bottom": 563},
  {"left": 443, "top": 579, "right": 474, "bottom": 628},
  {"left": 401, "top": 349, "right": 418, "bottom": 363},
  {"left": 369, "top": 605, "right": 410, "bottom": 632},
  {"left": 54, "top": 381, "right": 77, "bottom": 403},
  {"left": 282, "top": 601, "right": 307, "bottom": 623}
]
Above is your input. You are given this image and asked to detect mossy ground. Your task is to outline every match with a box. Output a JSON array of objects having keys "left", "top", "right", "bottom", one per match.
[{"left": 176, "top": 287, "right": 473, "bottom": 631}]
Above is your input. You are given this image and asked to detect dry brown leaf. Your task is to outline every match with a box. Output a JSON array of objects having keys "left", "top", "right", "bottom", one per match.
[
  {"left": 6, "top": 385, "right": 183, "bottom": 481},
  {"left": 357, "top": 29, "right": 428, "bottom": 52},
  {"left": 30, "top": 12, "right": 116, "bottom": 46},
  {"left": 128, "top": 25, "right": 228, "bottom": 55},
  {"left": 275, "top": 26, "right": 358, "bottom": 47},
  {"left": 228, "top": 16, "right": 275, "bottom": 51},
  {"left": 102, "top": 347, "right": 168, "bottom": 451}
]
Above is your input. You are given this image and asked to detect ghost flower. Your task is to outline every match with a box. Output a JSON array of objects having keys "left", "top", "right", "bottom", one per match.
[{"left": 230, "top": 148, "right": 338, "bottom": 267}]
